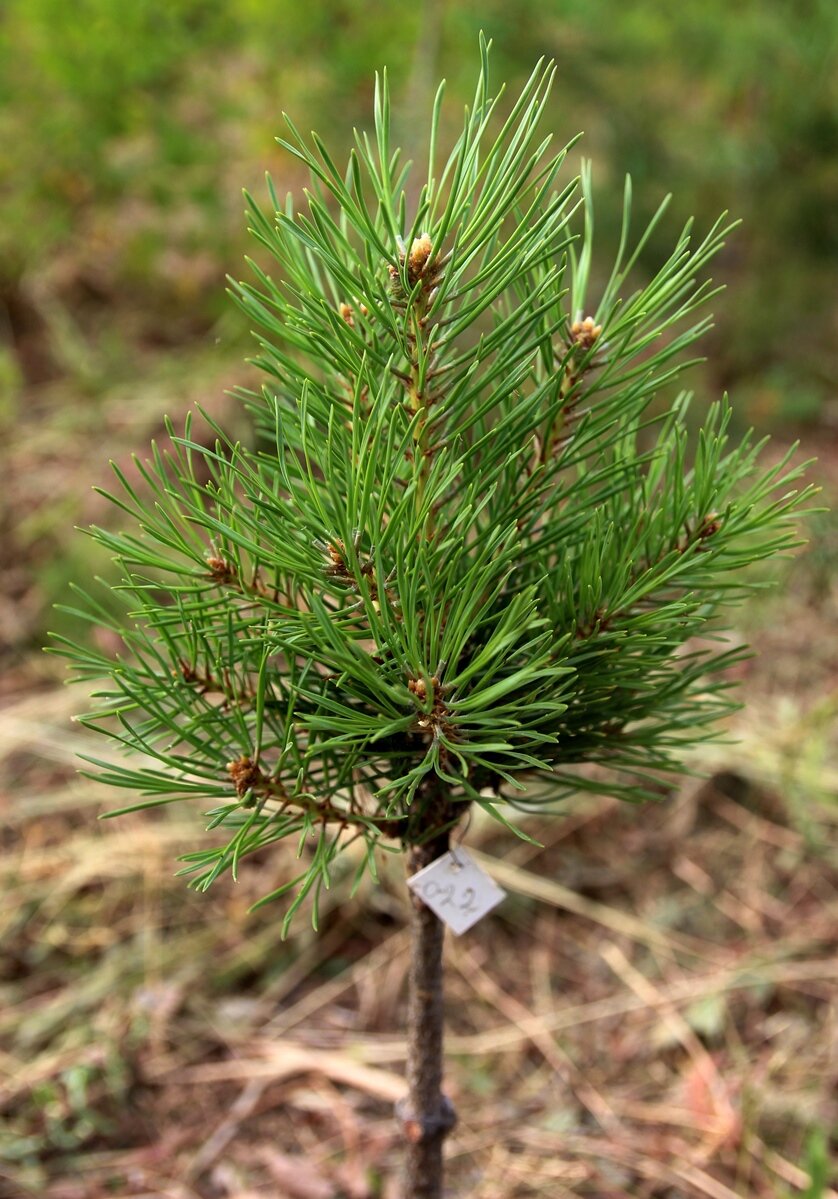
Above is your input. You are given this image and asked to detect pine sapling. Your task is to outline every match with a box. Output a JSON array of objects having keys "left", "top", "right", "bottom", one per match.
[{"left": 55, "top": 40, "right": 813, "bottom": 1199}]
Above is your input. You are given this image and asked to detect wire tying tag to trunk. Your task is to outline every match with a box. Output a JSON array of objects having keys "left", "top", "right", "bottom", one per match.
[{"left": 407, "top": 848, "right": 506, "bottom": 934}]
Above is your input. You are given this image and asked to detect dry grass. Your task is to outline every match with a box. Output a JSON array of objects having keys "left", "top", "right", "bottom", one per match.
[{"left": 1, "top": 610, "right": 836, "bottom": 1199}]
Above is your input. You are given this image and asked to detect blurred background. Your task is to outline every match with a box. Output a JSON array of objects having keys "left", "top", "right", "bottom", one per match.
[
  {"left": 3, "top": 0, "right": 838, "bottom": 661},
  {"left": 1, "top": 3, "right": 836, "bottom": 1197}
]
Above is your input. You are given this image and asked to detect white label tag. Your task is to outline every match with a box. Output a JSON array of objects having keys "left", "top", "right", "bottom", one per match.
[{"left": 407, "top": 848, "right": 506, "bottom": 935}]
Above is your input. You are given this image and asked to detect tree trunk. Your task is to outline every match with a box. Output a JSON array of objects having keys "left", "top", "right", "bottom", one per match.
[{"left": 398, "top": 795, "right": 459, "bottom": 1198}]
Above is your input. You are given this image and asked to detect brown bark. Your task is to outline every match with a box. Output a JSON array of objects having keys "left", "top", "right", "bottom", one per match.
[{"left": 398, "top": 789, "right": 459, "bottom": 1198}]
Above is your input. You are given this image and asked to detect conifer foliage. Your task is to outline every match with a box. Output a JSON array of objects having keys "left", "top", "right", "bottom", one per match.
[
  {"left": 60, "top": 43, "right": 807, "bottom": 895},
  {"left": 57, "top": 40, "right": 809, "bottom": 1196}
]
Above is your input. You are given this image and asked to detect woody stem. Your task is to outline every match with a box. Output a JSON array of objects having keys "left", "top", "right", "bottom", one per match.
[{"left": 398, "top": 781, "right": 458, "bottom": 1199}]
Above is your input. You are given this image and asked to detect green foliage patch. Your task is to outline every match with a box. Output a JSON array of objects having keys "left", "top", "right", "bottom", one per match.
[{"left": 54, "top": 45, "right": 813, "bottom": 933}]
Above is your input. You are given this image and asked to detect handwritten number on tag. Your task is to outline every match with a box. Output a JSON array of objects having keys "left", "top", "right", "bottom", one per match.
[
  {"left": 417, "top": 879, "right": 480, "bottom": 914},
  {"left": 406, "top": 848, "right": 506, "bottom": 934},
  {"left": 460, "top": 886, "right": 478, "bottom": 913},
  {"left": 417, "top": 879, "right": 453, "bottom": 907}
]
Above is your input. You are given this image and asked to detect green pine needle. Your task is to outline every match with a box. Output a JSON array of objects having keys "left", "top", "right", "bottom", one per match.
[{"left": 52, "top": 42, "right": 815, "bottom": 931}]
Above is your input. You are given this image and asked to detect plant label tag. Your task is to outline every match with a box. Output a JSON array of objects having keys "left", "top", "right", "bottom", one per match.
[{"left": 407, "top": 849, "right": 506, "bottom": 935}]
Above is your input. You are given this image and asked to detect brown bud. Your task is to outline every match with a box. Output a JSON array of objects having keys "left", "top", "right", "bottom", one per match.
[
  {"left": 408, "top": 674, "right": 442, "bottom": 703},
  {"left": 226, "top": 755, "right": 263, "bottom": 799},
  {"left": 206, "top": 556, "right": 237, "bottom": 584},
  {"left": 326, "top": 540, "right": 345, "bottom": 567},
  {"left": 569, "top": 315, "right": 603, "bottom": 350},
  {"left": 408, "top": 234, "right": 433, "bottom": 276},
  {"left": 697, "top": 514, "right": 722, "bottom": 542}
]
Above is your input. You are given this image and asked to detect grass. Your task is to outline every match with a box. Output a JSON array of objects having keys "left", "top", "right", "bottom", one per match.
[{"left": 0, "top": 342, "right": 253, "bottom": 667}]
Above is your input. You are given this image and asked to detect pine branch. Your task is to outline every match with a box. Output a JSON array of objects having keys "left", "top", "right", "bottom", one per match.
[{"left": 53, "top": 40, "right": 815, "bottom": 926}]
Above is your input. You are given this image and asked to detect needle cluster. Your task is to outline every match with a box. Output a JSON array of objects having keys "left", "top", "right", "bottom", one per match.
[{"left": 55, "top": 39, "right": 812, "bottom": 933}]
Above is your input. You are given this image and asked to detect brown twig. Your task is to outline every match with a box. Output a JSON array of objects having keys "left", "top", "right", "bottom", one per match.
[{"left": 398, "top": 779, "right": 460, "bottom": 1199}]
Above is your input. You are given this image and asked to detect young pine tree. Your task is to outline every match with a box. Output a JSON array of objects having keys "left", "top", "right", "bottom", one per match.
[{"left": 57, "top": 42, "right": 810, "bottom": 1199}]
